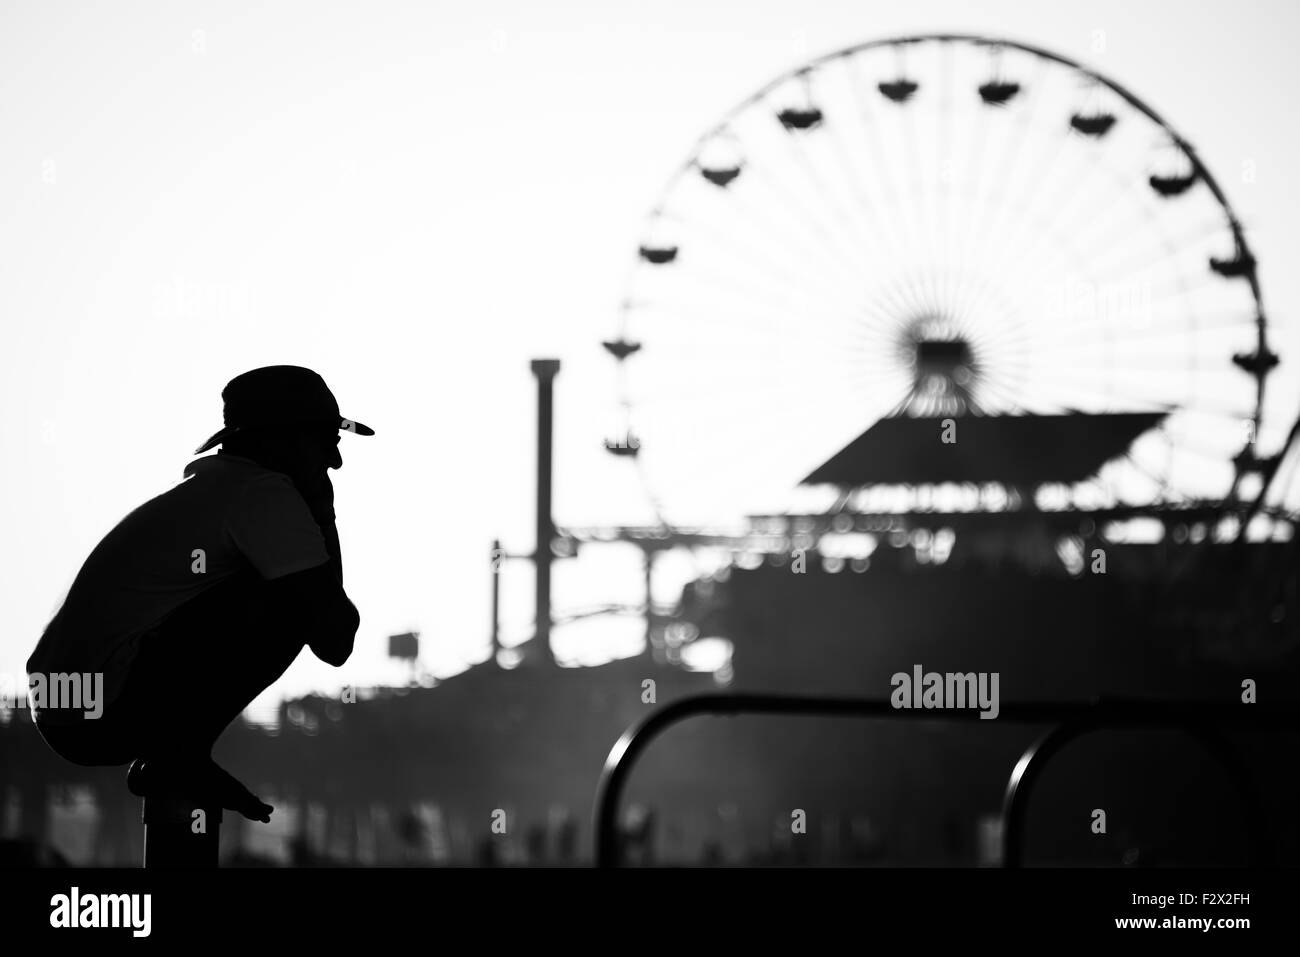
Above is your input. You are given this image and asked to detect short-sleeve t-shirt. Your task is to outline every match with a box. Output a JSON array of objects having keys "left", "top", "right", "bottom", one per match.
[{"left": 27, "top": 453, "right": 331, "bottom": 724}]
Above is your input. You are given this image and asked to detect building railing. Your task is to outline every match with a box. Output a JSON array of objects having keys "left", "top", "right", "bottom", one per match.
[{"left": 592, "top": 693, "right": 1293, "bottom": 867}]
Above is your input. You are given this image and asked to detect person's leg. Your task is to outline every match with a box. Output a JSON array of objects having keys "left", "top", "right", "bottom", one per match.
[
  {"left": 33, "top": 713, "right": 136, "bottom": 768},
  {"left": 110, "top": 572, "right": 307, "bottom": 820},
  {"left": 117, "top": 571, "right": 308, "bottom": 761}
]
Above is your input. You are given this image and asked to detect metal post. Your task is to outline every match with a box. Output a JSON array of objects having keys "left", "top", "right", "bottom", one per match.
[
  {"left": 142, "top": 796, "right": 221, "bottom": 868},
  {"left": 643, "top": 548, "right": 654, "bottom": 655},
  {"left": 490, "top": 538, "right": 502, "bottom": 663},
  {"left": 531, "top": 359, "right": 560, "bottom": 667}
]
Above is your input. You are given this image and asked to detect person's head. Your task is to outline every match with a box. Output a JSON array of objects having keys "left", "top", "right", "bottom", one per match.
[
  {"left": 193, "top": 365, "right": 373, "bottom": 475},
  {"left": 220, "top": 421, "right": 343, "bottom": 480}
]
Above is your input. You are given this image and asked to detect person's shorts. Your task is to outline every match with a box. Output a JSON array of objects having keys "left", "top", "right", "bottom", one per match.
[{"left": 33, "top": 689, "right": 137, "bottom": 767}]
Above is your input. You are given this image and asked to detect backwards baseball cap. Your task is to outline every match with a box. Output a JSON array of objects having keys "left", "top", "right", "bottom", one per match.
[{"left": 194, "top": 365, "right": 375, "bottom": 455}]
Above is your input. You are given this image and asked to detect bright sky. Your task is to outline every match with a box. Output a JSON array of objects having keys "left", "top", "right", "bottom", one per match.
[{"left": 3, "top": 0, "right": 1299, "bottom": 714}]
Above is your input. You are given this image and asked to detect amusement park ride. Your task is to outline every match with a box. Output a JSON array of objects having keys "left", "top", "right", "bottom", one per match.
[{"left": 502, "top": 34, "right": 1300, "bottom": 679}]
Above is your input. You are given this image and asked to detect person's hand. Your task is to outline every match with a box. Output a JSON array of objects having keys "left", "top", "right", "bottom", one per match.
[{"left": 294, "top": 468, "right": 335, "bottom": 527}]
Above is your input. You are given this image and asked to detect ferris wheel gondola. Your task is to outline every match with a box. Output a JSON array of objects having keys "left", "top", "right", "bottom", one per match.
[{"left": 604, "top": 34, "right": 1278, "bottom": 532}]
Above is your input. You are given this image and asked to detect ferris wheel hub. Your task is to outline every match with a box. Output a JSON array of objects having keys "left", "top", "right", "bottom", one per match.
[{"left": 610, "top": 34, "right": 1273, "bottom": 527}]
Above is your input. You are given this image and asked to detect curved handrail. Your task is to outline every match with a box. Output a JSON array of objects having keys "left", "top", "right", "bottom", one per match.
[{"left": 593, "top": 693, "right": 1291, "bottom": 867}]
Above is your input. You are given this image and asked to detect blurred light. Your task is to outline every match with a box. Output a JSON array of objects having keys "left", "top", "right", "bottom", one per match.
[
  {"left": 681, "top": 636, "right": 733, "bottom": 673},
  {"left": 1057, "top": 536, "right": 1085, "bottom": 577},
  {"left": 1245, "top": 514, "right": 1274, "bottom": 542},
  {"left": 1238, "top": 472, "right": 1264, "bottom": 502},
  {"left": 817, "top": 532, "right": 877, "bottom": 559},
  {"left": 1213, "top": 516, "right": 1241, "bottom": 543},
  {"left": 664, "top": 622, "right": 699, "bottom": 647}
]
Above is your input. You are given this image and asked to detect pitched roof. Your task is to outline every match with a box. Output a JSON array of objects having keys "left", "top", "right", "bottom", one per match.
[{"left": 802, "top": 412, "right": 1168, "bottom": 486}]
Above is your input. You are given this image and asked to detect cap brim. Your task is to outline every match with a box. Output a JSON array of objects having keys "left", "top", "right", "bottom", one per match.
[
  {"left": 194, "top": 426, "right": 240, "bottom": 455},
  {"left": 339, "top": 416, "right": 375, "bottom": 437},
  {"left": 194, "top": 416, "right": 374, "bottom": 455}
]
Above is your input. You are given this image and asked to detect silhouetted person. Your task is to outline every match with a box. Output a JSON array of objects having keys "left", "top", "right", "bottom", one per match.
[{"left": 27, "top": 366, "right": 373, "bottom": 822}]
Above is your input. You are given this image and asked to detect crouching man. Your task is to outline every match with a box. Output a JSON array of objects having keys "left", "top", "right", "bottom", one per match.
[{"left": 27, "top": 365, "right": 372, "bottom": 821}]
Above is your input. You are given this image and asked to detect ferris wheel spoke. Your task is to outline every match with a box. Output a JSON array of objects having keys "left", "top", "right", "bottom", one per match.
[
  {"left": 1129, "top": 269, "right": 1248, "bottom": 305},
  {"left": 753, "top": 97, "right": 889, "bottom": 269},
  {"left": 1081, "top": 225, "right": 1234, "bottom": 288},
  {"left": 962, "top": 140, "right": 1114, "bottom": 305},
  {"left": 674, "top": 280, "right": 896, "bottom": 349},
  {"left": 1022, "top": 138, "right": 1124, "bottom": 239},
  {"left": 1047, "top": 178, "right": 1158, "bottom": 263},
  {"left": 948, "top": 196, "right": 1089, "bottom": 328},
  {"left": 633, "top": 295, "right": 858, "bottom": 345},
  {"left": 1067, "top": 209, "right": 1224, "bottom": 283},
  {"left": 1045, "top": 306, "right": 1255, "bottom": 346},
  {"left": 819, "top": 92, "right": 913, "bottom": 258},
  {"left": 842, "top": 55, "right": 925, "bottom": 257},
  {"left": 977, "top": 109, "right": 1126, "bottom": 271},
  {"left": 957, "top": 129, "right": 1074, "bottom": 295},
  {"left": 627, "top": 361, "right": 907, "bottom": 410},
  {"left": 639, "top": 387, "right": 912, "bottom": 495},
  {"left": 721, "top": 162, "right": 868, "bottom": 287},
  {"left": 660, "top": 205, "right": 864, "bottom": 308},
  {"left": 610, "top": 36, "right": 1269, "bottom": 524},
  {"left": 721, "top": 184, "right": 887, "bottom": 289},
  {"left": 900, "top": 105, "right": 947, "bottom": 319},
  {"left": 655, "top": 241, "right": 871, "bottom": 335},
  {"left": 1019, "top": 175, "right": 1154, "bottom": 282},
  {"left": 777, "top": 66, "right": 898, "bottom": 257},
  {"left": 778, "top": 117, "right": 899, "bottom": 264},
  {"left": 970, "top": 373, "right": 1029, "bottom": 411},
  {"left": 951, "top": 53, "right": 1054, "bottom": 294},
  {"left": 746, "top": 162, "right": 877, "bottom": 280},
  {"left": 687, "top": 155, "right": 869, "bottom": 274}
]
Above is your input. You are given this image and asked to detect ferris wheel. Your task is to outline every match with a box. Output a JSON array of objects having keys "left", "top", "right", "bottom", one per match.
[{"left": 603, "top": 34, "right": 1276, "bottom": 530}]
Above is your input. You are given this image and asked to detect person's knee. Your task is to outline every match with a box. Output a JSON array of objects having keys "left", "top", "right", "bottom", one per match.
[{"left": 35, "top": 717, "right": 133, "bottom": 767}]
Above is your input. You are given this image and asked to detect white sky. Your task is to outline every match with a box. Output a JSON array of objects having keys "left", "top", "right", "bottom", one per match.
[{"left": 3, "top": 0, "right": 1299, "bottom": 714}]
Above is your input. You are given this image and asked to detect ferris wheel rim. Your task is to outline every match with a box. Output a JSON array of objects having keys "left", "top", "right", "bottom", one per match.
[
  {"left": 611, "top": 33, "right": 1273, "bottom": 531},
  {"left": 649, "top": 33, "right": 1259, "bottom": 287}
]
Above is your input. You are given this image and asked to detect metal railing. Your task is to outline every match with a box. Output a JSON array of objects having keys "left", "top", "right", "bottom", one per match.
[{"left": 592, "top": 693, "right": 1294, "bottom": 867}]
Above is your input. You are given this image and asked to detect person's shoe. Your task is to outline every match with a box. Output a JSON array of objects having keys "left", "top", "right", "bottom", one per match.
[
  {"left": 126, "top": 757, "right": 274, "bottom": 823},
  {"left": 126, "top": 758, "right": 150, "bottom": 798}
]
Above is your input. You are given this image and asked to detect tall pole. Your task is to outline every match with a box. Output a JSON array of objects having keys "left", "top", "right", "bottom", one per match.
[
  {"left": 531, "top": 359, "right": 560, "bottom": 667},
  {"left": 489, "top": 538, "right": 502, "bottom": 665},
  {"left": 643, "top": 548, "right": 655, "bottom": 658}
]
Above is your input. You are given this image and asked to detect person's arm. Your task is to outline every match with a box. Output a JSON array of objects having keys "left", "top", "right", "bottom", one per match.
[
  {"left": 317, "top": 514, "right": 345, "bottom": 587},
  {"left": 228, "top": 470, "right": 359, "bottom": 666},
  {"left": 263, "top": 564, "right": 359, "bottom": 667},
  {"left": 294, "top": 470, "right": 345, "bottom": 586}
]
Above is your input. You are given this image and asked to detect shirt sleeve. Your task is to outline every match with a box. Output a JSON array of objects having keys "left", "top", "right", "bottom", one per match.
[{"left": 227, "top": 474, "right": 332, "bottom": 580}]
